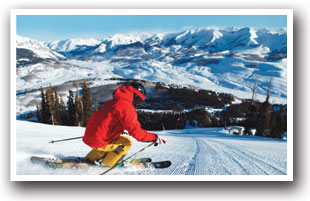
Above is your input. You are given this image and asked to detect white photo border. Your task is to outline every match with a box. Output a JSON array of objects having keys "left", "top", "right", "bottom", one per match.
[{"left": 10, "top": 9, "right": 293, "bottom": 181}]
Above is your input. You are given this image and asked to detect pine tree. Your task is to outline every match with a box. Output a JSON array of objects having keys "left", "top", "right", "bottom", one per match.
[
  {"left": 59, "top": 96, "right": 67, "bottom": 125},
  {"left": 67, "top": 90, "right": 76, "bottom": 126},
  {"left": 54, "top": 90, "right": 61, "bottom": 125},
  {"left": 40, "top": 86, "right": 53, "bottom": 124},
  {"left": 244, "top": 102, "right": 259, "bottom": 135},
  {"left": 46, "top": 85, "right": 55, "bottom": 125},
  {"left": 243, "top": 74, "right": 260, "bottom": 135},
  {"left": 75, "top": 90, "right": 84, "bottom": 126},
  {"left": 81, "top": 81, "right": 93, "bottom": 126},
  {"left": 256, "top": 100, "right": 272, "bottom": 137},
  {"left": 38, "top": 86, "right": 48, "bottom": 123},
  {"left": 270, "top": 106, "right": 286, "bottom": 139},
  {"left": 256, "top": 76, "right": 273, "bottom": 137}
]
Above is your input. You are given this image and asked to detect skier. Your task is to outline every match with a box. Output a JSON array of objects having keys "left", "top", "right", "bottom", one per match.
[{"left": 83, "top": 82, "right": 166, "bottom": 168}]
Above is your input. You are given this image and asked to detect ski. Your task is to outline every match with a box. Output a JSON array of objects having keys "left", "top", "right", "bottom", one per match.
[
  {"left": 122, "top": 159, "right": 171, "bottom": 169},
  {"left": 149, "top": 160, "right": 172, "bottom": 169},
  {"left": 30, "top": 156, "right": 157, "bottom": 169},
  {"left": 30, "top": 155, "right": 171, "bottom": 171},
  {"left": 30, "top": 156, "right": 87, "bottom": 164},
  {"left": 100, "top": 159, "right": 172, "bottom": 175},
  {"left": 30, "top": 156, "right": 93, "bottom": 169}
]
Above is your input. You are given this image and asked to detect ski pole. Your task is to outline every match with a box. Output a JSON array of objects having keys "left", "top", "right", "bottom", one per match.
[
  {"left": 100, "top": 141, "right": 155, "bottom": 175},
  {"left": 49, "top": 136, "right": 83, "bottom": 143}
]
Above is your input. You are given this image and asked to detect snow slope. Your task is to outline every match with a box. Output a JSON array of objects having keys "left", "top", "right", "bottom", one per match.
[{"left": 15, "top": 121, "right": 287, "bottom": 177}]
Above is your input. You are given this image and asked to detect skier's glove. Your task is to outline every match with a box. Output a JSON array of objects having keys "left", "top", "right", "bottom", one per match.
[{"left": 153, "top": 134, "right": 166, "bottom": 146}]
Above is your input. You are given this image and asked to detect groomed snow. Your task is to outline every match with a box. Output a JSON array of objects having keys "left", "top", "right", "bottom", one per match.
[{"left": 15, "top": 120, "right": 287, "bottom": 176}]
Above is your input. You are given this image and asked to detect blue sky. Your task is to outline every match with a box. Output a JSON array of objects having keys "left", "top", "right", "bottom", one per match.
[{"left": 16, "top": 15, "right": 287, "bottom": 42}]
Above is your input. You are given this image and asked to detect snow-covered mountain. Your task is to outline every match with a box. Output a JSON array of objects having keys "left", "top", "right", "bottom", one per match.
[
  {"left": 15, "top": 27, "right": 288, "bottom": 115},
  {"left": 105, "top": 32, "right": 154, "bottom": 49},
  {"left": 46, "top": 38, "right": 102, "bottom": 53},
  {"left": 44, "top": 27, "right": 286, "bottom": 59},
  {"left": 256, "top": 28, "right": 287, "bottom": 53},
  {"left": 16, "top": 35, "right": 64, "bottom": 60}
]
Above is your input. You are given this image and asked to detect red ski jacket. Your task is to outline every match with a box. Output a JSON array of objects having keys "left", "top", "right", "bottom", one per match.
[{"left": 83, "top": 85, "right": 157, "bottom": 148}]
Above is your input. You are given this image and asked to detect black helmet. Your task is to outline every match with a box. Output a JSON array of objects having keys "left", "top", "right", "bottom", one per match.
[{"left": 130, "top": 82, "right": 146, "bottom": 103}]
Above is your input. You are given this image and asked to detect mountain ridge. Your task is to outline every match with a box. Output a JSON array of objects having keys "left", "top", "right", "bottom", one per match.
[{"left": 15, "top": 26, "right": 287, "bottom": 115}]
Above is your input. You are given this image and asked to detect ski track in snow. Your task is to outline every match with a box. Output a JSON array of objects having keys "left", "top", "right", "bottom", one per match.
[{"left": 15, "top": 121, "right": 287, "bottom": 176}]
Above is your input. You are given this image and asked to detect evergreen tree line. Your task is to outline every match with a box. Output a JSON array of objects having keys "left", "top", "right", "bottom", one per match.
[
  {"left": 167, "top": 87, "right": 234, "bottom": 108},
  {"left": 35, "top": 80, "right": 286, "bottom": 139},
  {"left": 138, "top": 101, "right": 287, "bottom": 139},
  {"left": 241, "top": 101, "right": 287, "bottom": 139},
  {"left": 138, "top": 107, "right": 219, "bottom": 131},
  {"left": 139, "top": 83, "right": 235, "bottom": 110},
  {"left": 36, "top": 81, "right": 96, "bottom": 127}
]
